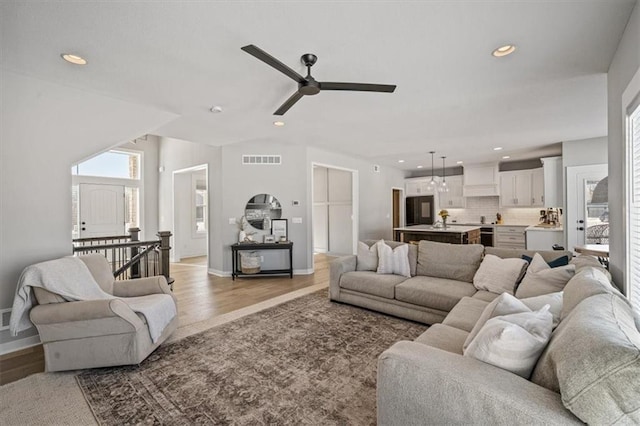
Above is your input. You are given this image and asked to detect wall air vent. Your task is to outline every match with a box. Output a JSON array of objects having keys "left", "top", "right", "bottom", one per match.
[
  {"left": 242, "top": 155, "right": 282, "bottom": 165},
  {"left": 0, "top": 308, "right": 11, "bottom": 331}
]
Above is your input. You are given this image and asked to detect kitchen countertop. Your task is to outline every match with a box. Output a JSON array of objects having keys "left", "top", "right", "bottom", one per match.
[
  {"left": 394, "top": 225, "right": 481, "bottom": 233},
  {"left": 525, "top": 225, "right": 563, "bottom": 232}
]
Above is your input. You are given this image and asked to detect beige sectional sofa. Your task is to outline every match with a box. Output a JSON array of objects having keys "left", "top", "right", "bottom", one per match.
[
  {"left": 329, "top": 240, "right": 640, "bottom": 424},
  {"left": 329, "top": 239, "right": 572, "bottom": 324}
]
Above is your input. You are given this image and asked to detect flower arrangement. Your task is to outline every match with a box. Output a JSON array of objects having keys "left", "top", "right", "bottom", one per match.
[{"left": 438, "top": 209, "right": 449, "bottom": 219}]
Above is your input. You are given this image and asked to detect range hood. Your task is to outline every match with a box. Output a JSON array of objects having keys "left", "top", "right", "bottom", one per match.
[{"left": 462, "top": 163, "right": 500, "bottom": 197}]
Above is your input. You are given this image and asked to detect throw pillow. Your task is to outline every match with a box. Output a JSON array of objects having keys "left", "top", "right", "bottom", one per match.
[
  {"left": 464, "top": 306, "right": 553, "bottom": 379},
  {"left": 520, "top": 292, "right": 563, "bottom": 328},
  {"left": 515, "top": 253, "right": 575, "bottom": 298},
  {"left": 356, "top": 241, "right": 379, "bottom": 271},
  {"left": 376, "top": 240, "right": 411, "bottom": 277},
  {"left": 463, "top": 292, "right": 531, "bottom": 352},
  {"left": 473, "top": 254, "right": 528, "bottom": 295},
  {"left": 522, "top": 254, "right": 569, "bottom": 268}
]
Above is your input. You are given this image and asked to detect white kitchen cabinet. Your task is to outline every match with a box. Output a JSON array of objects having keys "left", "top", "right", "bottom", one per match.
[
  {"left": 525, "top": 227, "right": 564, "bottom": 251},
  {"left": 405, "top": 177, "right": 437, "bottom": 197},
  {"left": 438, "top": 175, "right": 465, "bottom": 208},
  {"left": 463, "top": 163, "right": 499, "bottom": 197},
  {"left": 500, "top": 171, "right": 532, "bottom": 207},
  {"left": 531, "top": 168, "right": 545, "bottom": 207}
]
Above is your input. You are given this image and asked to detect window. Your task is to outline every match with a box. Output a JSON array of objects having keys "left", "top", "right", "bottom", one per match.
[
  {"left": 194, "top": 177, "right": 207, "bottom": 235},
  {"left": 628, "top": 99, "right": 640, "bottom": 314},
  {"left": 72, "top": 150, "right": 140, "bottom": 180}
]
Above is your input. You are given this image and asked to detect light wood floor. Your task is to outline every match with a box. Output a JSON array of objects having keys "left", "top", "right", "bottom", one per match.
[{"left": 0, "top": 254, "right": 334, "bottom": 385}]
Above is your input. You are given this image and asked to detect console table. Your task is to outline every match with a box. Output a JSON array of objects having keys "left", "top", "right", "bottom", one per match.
[{"left": 231, "top": 242, "right": 293, "bottom": 280}]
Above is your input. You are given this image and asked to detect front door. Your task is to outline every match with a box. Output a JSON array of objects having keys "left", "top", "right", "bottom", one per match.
[
  {"left": 566, "top": 164, "right": 608, "bottom": 251},
  {"left": 79, "top": 183, "right": 125, "bottom": 238}
]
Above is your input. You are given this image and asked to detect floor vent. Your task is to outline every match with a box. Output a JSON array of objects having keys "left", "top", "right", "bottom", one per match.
[
  {"left": 0, "top": 309, "right": 11, "bottom": 331},
  {"left": 242, "top": 155, "right": 282, "bottom": 165}
]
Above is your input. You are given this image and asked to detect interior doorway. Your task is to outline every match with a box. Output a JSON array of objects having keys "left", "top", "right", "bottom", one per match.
[
  {"left": 392, "top": 187, "right": 403, "bottom": 237},
  {"left": 566, "top": 164, "right": 608, "bottom": 251},
  {"left": 172, "top": 165, "right": 209, "bottom": 265},
  {"left": 312, "top": 164, "right": 357, "bottom": 258}
]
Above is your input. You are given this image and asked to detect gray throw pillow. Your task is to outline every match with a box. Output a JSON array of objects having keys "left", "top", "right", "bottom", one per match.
[{"left": 356, "top": 241, "right": 379, "bottom": 271}]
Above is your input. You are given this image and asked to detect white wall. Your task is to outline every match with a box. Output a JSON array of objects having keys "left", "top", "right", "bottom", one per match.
[
  {"left": 157, "top": 137, "right": 220, "bottom": 268},
  {"left": 608, "top": 2, "right": 640, "bottom": 287},
  {"left": 562, "top": 136, "right": 608, "bottom": 167},
  {"left": 0, "top": 72, "right": 176, "bottom": 348}
]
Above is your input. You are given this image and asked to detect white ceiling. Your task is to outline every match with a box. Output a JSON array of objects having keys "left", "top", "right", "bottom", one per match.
[{"left": 1, "top": 1, "right": 636, "bottom": 170}]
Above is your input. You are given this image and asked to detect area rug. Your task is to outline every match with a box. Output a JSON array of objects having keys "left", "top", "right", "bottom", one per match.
[{"left": 76, "top": 290, "right": 427, "bottom": 425}]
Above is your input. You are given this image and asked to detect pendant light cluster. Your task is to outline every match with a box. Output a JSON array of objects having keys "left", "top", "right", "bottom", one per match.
[{"left": 426, "top": 151, "right": 449, "bottom": 193}]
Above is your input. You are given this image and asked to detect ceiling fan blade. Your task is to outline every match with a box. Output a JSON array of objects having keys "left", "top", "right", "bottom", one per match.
[
  {"left": 320, "top": 82, "right": 396, "bottom": 93},
  {"left": 241, "top": 45, "right": 306, "bottom": 84},
  {"left": 274, "top": 91, "right": 304, "bottom": 116}
]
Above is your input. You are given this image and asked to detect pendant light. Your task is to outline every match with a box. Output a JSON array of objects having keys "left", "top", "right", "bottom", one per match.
[
  {"left": 426, "top": 151, "right": 437, "bottom": 190},
  {"left": 438, "top": 156, "right": 449, "bottom": 193}
]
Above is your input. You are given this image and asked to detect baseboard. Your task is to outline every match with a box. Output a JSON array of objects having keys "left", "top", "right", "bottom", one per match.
[
  {"left": 208, "top": 268, "right": 231, "bottom": 277},
  {"left": 208, "top": 268, "right": 314, "bottom": 277},
  {"left": 0, "top": 335, "right": 42, "bottom": 355}
]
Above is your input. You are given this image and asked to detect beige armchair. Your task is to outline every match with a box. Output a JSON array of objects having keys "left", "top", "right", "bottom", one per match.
[{"left": 29, "top": 254, "right": 178, "bottom": 372}]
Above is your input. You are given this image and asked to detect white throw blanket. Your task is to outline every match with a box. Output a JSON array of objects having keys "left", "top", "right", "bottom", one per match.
[{"left": 9, "top": 256, "right": 176, "bottom": 343}]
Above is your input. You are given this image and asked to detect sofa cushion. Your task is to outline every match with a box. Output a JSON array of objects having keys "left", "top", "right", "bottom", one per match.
[
  {"left": 339, "top": 271, "right": 406, "bottom": 299},
  {"left": 442, "top": 297, "right": 489, "bottom": 333},
  {"left": 561, "top": 266, "right": 626, "bottom": 320},
  {"left": 463, "top": 292, "right": 531, "bottom": 352},
  {"left": 515, "top": 253, "right": 575, "bottom": 298},
  {"left": 531, "top": 294, "right": 640, "bottom": 424},
  {"left": 471, "top": 291, "right": 499, "bottom": 302},
  {"left": 356, "top": 241, "right": 379, "bottom": 271},
  {"left": 464, "top": 306, "right": 553, "bottom": 379},
  {"left": 472, "top": 254, "right": 528, "bottom": 295},
  {"left": 414, "top": 324, "right": 469, "bottom": 355},
  {"left": 376, "top": 240, "right": 410, "bottom": 277},
  {"left": 570, "top": 254, "right": 612, "bottom": 281},
  {"left": 417, "top": 241, "right": 484, "bottom": 283},
  {"left": 395, "top": 276, "right": 477, "bottom": 312}
]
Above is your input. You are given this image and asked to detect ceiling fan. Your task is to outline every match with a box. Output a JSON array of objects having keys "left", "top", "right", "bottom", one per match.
[{"left": 241, "top": 44, "right": 397, "bottom": 116}]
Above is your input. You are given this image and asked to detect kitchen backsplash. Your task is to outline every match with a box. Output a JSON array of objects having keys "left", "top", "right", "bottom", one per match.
[{"left": 445, "top": 196, "right": 542, "bottom": 225}]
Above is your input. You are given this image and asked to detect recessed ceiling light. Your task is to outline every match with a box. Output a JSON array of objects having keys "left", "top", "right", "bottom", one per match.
[
  {"left": 456, "top": 161, "right": 463, "bottom": 164},
  {"left": 210, "top": 106, "right": 223, "bottom": 113},
  {"left": 398, "top": 160, "right": 405, "bottom": 163},
  {"left": 61, "top": 53, "right": 87, "bottom": 65},
  {"left": 493, "top": 147, "right": 503, "bottom": 151},
  {"left": 273, "top": 121, "right": 285, "bottom": 127},
  {"left": 492, "top": 45, "right": 516, "bottom": 57},
  {"left": 417, "top": 165, "right": 423, "bottom": 169},
  {"left": 502, "top": 155, "right": 511, "bottom": 159}
]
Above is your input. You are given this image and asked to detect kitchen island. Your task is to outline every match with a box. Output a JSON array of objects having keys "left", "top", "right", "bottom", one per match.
[{"left": 394, "top": 225, "right": 481, "bottom": 245}]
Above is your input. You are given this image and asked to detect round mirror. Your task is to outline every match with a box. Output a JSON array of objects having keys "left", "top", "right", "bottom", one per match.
[{"left": 245, "top": 194, "right": 282, "bottom": 230}]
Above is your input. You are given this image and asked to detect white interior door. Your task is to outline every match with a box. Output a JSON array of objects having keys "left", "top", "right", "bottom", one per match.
[
  {"left": 79, "top": 183, "right": 125, "bottom": 238},
  {"left": 566, "top": 164, "right": 608, "bottom": 251}
]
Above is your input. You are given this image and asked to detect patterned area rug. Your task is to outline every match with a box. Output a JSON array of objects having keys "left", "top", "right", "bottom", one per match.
[{"left": 76, "top": 290, "right": 427, "bottom": 425}]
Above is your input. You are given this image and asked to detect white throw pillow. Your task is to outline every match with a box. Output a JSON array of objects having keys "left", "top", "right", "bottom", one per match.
[
  {"left": 356, "top": 241, "right": 379, "bottom": 271},
  {"left": 376, "top": 240, "right": 411, "bottom": 277},
  {"left": 521, "top": 292, "right": 563, "bottom": 328},
  {"left": 473, "top": 254, "right": 529, "bottom": 295},
  {"left": 516, "top": 253, "right": 575, "bottom": 298},
  {"left": 464, "top": 306, "right": 553, "bottom": 379},
  {"left": 463, "top": 292, "right": 530, "bottom": 352}
]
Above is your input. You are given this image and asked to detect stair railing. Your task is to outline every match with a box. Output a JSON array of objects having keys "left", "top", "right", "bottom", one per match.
[{"left": 72, "top": 228, "right": 173, "bottom": 288}]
